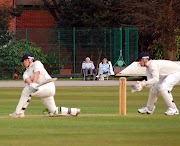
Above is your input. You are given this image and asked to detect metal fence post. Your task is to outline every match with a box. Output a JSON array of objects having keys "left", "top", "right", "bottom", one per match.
[
  {"left": 73, "top": 27, "right": 76, "bottom": 78},
  {"left": 119, "top": 27, "right": 122, "bottom": 54},
  {"left": 135, "top": 28, "right": 139, "bottom": 59},
  {"left": 12, "top": 42, "right": 15, "bottom": 76},
  {"left": 125, "top": 27, "right": 130, "bottom": 65},
  {"left": 109, "top": 29, "right": 113, "bottom": 62},
  {"left": 26, "top": 28, "right": 29, "bottom": 52},
  {"left": 113, "top": 30, "right": 117, "bottom": 63},
  {"left": 58, "top": 29, "right": 61, "bottom": 74},
  {"left": 104, "top": 28, "right": 107, "bottom": 57}
]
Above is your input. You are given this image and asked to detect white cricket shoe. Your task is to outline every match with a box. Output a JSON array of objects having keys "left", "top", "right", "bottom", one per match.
[
  {"left": 9, "top": 112, "right": 25, "bottom": 118},
  {"left": 71, "top": 108, "right": 81, "bottom": 116},
  {"left": 172, "top": 103, "right": 179, "bottom": 114},
  {"left": 164, "top": 107, "right": 179, "bottom": 116},
  {"left": 138, "top": 106, "right": 155, "bottom": 114},
  {"left": 76, "top": 108, "right": 81, "bottom": 116},
  {"left": 99, "top": 76, "right": 104, "bottom": 81}
]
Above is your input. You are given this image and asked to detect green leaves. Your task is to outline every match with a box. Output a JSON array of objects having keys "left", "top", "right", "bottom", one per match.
[
  {"left": 0, "top": 40, "right": 47, "bottom": 79},
  {"left": 46, "top": 0, "right": 119, "bottom": 28},
  {"left": 149, "top": 34, "right": 180, "bottom": 60},
  {"left": 175, "top": 35, "right": 180, "bottom": 60}
]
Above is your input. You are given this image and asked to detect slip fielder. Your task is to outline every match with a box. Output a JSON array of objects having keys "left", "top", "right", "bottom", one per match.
[
  {"left": 9, "top": 53, "right": 80, "bottom": 118},
  {"left": 131, "top": 52, "right": 180, "bottom": 115}
]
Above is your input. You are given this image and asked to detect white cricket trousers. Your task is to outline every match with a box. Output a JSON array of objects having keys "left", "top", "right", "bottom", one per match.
[
  {"left": 15, "top": 82, "right": 57, "bottom": 114},
  {"left": 147, "top": 72, "right": 180, "bottom": 110}
]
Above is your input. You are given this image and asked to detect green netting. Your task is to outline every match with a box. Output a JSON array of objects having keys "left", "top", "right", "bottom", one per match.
[{"left": 0, "top": 27, "right": 138, "bottom": 79}]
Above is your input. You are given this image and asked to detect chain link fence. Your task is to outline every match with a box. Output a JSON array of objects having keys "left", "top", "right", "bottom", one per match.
[{"left": 0, "top": 27, "right": 138, "bottom": 79}]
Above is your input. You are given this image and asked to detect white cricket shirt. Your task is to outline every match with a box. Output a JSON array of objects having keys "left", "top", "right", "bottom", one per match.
[
  {"left": 23, "top": 60, "right": 52, "bottom": 84},
  {"left": 145, "top": 60, "right": 180, "bottom": 86}
]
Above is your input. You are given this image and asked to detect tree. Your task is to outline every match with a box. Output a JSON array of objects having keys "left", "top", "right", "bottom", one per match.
[
  {"left": 0, "top": 40, "right": 47, "bottom": 79},
  {"left": 42, "top": 0, "right": 179, "bottom": 60},
  {"left": 0, "top": 0, "right": 22, "bottom": 47},
  {"left": 42, "top": 0, "right": 120, "bottom": 69},
  {"left": 0, "top": 1, "right": 13, "bottom": 47},
  {"left": 115, "top": 0, "right": 180, "bottom": 60},
  {"left": 161, "top": 0, "right": 179, "bottom": 60},
  {"left": 42, "top": 0, "right": 120, "bottom": 27}
]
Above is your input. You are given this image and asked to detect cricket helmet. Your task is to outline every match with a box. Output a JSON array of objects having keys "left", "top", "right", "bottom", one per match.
[
  {"left": 21, "top": 53, "right": 34, "bottom": 62},
  {"left": 138, "top": 52, "right": 149, "bottom": 60}
]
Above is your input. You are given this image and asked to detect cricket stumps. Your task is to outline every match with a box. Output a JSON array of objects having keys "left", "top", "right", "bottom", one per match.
[{"left": 119, "top": 77, "right": 127, "bottom": 116}]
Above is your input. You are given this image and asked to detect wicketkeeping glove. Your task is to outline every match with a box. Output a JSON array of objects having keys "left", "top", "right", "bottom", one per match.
[
  {"left": 131, "top": 80, "right": 146, "bottom": 93},
  {"left": 29, "top": 83, "right": 39, "bottom": 93}
]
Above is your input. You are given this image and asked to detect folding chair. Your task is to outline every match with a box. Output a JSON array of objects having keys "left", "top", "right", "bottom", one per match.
[
  {"left": 99, "top": 61, "right": 114, "bottom": 80},
  {"left": 81, "top": 61, "right": 96, "bottom": 81}
]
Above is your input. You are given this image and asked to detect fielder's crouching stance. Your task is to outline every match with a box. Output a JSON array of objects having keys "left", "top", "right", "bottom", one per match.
[
  {"left": 9, "top": 54, "right": 80, "bottom": 118},
  {"left": 131, "top": 52, "right": 180, "bottom": 116}
]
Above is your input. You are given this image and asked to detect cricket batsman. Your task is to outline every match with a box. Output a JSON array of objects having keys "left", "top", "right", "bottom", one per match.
[
  {"left": 9, "top": 53, "right": 80, "bottom": 118},
  {"left": 131, "top": 52, "right": 180, "bottom": 115}
]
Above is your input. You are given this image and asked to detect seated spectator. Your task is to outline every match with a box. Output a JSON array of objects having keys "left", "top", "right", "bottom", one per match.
[
  {"left": 82, "top": 57, "right": 95, "bottom": 80},
  {"left": 96, "top": 58, "right": 110, "bottom": 80}
]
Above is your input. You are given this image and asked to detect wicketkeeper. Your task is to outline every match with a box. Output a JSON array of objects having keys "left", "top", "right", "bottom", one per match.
[
  {"left": 9, "top": 53, "right": 80, "bottom": 118},
  {"left": 131, "top": 52, "right": 180, "bottom": 115}
]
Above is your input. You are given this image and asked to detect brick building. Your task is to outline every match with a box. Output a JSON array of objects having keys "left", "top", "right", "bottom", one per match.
[
  {"left": 0, "top": 0, "right": 55, "bottom": 30},
  {"left": 13, "top": 0, "right": 62, "bottom": 60},
  {"left": 15, "top": 0, "right": 55, "bottom": 29},
  {"left": 0, "top": 0, "right": 16, "bottom": 32},
  {"left": 0, "top": 0, "right": 57, "bottom": 52}
]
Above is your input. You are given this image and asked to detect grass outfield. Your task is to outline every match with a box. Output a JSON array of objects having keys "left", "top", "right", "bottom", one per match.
[{"left": 0, "top": 86, "right": 180, "bottom": 146}]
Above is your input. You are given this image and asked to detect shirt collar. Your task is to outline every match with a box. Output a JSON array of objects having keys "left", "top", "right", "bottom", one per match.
[
  {"left": 28, "top": 62, "right": 34, "bottom": 68},
  {"left": 145, "top": 60, "right": 150, "bottom": 67}
]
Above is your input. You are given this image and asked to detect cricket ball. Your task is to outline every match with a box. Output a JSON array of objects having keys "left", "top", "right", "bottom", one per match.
[{"left": 13, "top": 73, "right": 18, "bottom": 79}]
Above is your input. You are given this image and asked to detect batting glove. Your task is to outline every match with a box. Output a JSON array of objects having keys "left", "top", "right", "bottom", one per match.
[
  {"left": 131, "top": 80, "right": 146, "bottom": 93},
  {"left": 139, "top": 80, "right": 147, "bottom": 88},
  {"left": 29, "top": 83, "right": 39, "bottom": 93}
]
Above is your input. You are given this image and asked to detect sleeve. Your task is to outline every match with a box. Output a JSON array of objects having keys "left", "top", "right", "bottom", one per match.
[
  {"left": 33, "top": 61, "right": 44, "bottom": 73},
  {"left": 82, "top": 62, "right": 86, "bottom": 69},
  {"left": 23, "top": 70, "right": 29, "bottom": 81},
  {"left": 146, "top": 61, "right": 159, "bottom": 86},
  {"left": 91, "top": 62, "right": 95, "bottom": 69},
  {"left": 99, "top": 63, "right": 102, "bottom": 69},
  {"left": 106, "top": 64, "right": 110, "bottom": 69}
]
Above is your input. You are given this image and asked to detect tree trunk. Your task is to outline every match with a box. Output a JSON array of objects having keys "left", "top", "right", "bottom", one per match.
[{"left": 161, "top": 0, "right": 177, "bottom": 60}]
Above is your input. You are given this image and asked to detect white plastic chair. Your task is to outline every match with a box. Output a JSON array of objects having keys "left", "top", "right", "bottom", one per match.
[{"left": 99, "top": 61, "right": 114, "bottom": 80}]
